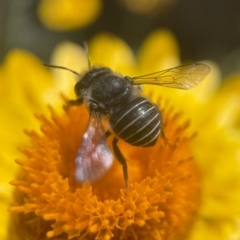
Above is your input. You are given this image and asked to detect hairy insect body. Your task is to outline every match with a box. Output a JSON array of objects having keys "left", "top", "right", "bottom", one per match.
[
  {"left": 75, "top": 67, "right": 134, "bottom": 115},
  {"left": 75, "top": 67, "right": 161, "bottom": 147}
]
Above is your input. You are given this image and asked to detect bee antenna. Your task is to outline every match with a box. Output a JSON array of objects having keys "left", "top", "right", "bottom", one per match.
[
  {"left": 83, "top": 42, "right": 91, "bottom": 69},
  {"left": 43, "top": 63, "right": 80, "bottom": 76}
]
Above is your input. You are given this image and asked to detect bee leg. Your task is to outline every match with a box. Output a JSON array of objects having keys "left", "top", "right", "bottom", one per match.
[
  {"left": 160, "top": 126, "right": 173, "bottom": 148},
  {"left": 112, "top": 138, "right": 129, "bottom": 194},
  {"left": 67, "top": 98, "right": 83, "bottom": 106},
  {"left": 161, "top": 127, "right": 166, "bottom": 139}
]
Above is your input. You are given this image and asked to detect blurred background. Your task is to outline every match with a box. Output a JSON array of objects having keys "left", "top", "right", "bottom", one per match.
[
  {"left": 1, "top": 0, "right": 240, "bottom": 77},
  {"left": 1, "top": 2, "right": 240, "bottom": 240}
]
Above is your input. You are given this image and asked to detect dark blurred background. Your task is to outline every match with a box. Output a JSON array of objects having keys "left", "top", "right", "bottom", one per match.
[{"left": 1, "top": 0, "right": 240, "bottom": 77}]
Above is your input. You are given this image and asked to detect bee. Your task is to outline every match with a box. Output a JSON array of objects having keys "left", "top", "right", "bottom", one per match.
[{"left": 44, "top": 57, "right": 210, "bottom": 193}]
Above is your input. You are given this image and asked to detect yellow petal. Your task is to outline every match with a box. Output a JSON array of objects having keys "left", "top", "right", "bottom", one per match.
[
  {"left": 213, "top": 74, "right": 240, "bottom": 129},
  {"left": 138, "top": 29, "right": 180, "bottom": 73},
  {"left": 44, "top": 41, "right": 89, "bottom": 101},
  {"left": 0, "top": 50, "right": 54, "bottom": 159},
  {"left": 88, "top": 33, "right": 137, "bottom": 75},
  {"left": 0, "top": 49, "right": 54, "bottom": 240},
  {"left": 37, "top": 0, "right": 102, "bottom": 31}
]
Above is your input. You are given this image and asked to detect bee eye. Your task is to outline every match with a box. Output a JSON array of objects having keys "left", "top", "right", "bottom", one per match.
[{"left": 89, "top": 101, "right": 98, "bottom": 110}]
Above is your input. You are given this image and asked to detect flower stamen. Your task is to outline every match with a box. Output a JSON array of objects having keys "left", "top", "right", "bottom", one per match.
[{"left": 9, "top": 101, "right": 200, "bottom": 240}]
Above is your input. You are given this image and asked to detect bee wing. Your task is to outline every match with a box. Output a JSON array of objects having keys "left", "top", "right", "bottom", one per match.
[
  {"left": 75, "top": 112, "right": 113, "bottom": 182},
  {"left": 132, "top": 63, "right": 211, "bottom": 89}
]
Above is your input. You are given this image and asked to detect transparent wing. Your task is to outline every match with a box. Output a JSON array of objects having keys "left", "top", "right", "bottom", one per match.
[
  {"left": 75, "top": 112, "right": 113, "bottom": 182},
  {"left": 132, "top": 63, "right": 211, "bottom": 89}
]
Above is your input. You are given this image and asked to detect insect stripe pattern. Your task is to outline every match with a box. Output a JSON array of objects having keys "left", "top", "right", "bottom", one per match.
[
  {"left": 117, "top": 105, "right": 156, "bottom": 136},
  {"left": 111, "top": 98, "right": 148, "bottom": 129},
  {"left": 110, "top": 97, "right": 161, "bottom": 147},
  {"left": 139, "top": 124, "right": 161, "bottom": 147},
  {"left": 124, "top": 112, "right": 159, "bottom": 141},
  {"left": 131, "top": 120, "right": 161, "bottom": 146}
]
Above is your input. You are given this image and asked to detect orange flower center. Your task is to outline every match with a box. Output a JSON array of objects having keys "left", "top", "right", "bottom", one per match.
[{"left": 9, "top": 100, "right": 200, "bottom": 240}]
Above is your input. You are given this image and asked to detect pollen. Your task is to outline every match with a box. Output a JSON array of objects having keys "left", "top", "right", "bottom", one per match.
[{"left": 9, "top": 100, "right": 200, "bottom": 240}]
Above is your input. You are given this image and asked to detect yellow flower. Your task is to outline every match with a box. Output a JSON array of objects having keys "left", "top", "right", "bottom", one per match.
[
  {"left": 2, "top": 30, "right": 240, "bottom": 239},
  {"left": 0, "top": 49, "right": 54, "bottom": 239},
  {"left": 37, "top": 0, "right": 102, "bottom": 31}
]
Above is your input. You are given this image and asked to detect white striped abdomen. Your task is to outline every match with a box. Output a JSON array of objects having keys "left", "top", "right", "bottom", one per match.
[{"left": 109, "top": 97, "right": 161, "bottom": 147}]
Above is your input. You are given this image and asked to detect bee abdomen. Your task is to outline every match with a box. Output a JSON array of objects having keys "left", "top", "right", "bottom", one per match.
[{"left": 109, "top": 97, "right": 161, "bottom": 147}]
